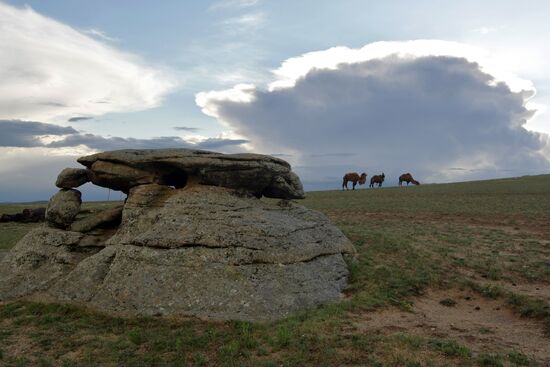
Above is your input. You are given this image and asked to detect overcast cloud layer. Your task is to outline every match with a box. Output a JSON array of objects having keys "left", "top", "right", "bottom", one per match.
[
  {"left": 197, "top": 47, "right": 550, "bottom": 188},
  {"left": 0, "top": 3, "right": 176, "bottom": 122}
]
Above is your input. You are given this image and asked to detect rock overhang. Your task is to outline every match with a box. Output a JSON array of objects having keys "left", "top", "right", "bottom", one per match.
[{"left": 76, "top": 148, "right": 305, "bottom": 199}]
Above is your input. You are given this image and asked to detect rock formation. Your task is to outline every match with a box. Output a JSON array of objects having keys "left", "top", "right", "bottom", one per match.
[
  {"left": 0, "top": 149, "right": 355, "bottom": 321},
  {"left": 77, "top": 149, "right": 305, "bottom": 199}
]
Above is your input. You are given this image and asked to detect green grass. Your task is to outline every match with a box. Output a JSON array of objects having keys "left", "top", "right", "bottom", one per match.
[{"left": 1, "top": 176, "right": 549, "bottom": 365}]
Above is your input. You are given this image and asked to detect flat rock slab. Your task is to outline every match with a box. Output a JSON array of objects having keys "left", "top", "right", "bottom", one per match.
[
  {"left": 0, "top": 186, "right": 354, "bottom": 321},
  {"left": 77, "top": 149, "right": 304, "bottom": 199}
]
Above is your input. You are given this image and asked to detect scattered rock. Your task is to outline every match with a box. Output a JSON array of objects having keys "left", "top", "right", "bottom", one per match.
[
  {"left": 0, "top": 208, "right": 45, "bottom": 223},
  {"left": 55, "top": 168, "right": 90, "bottom": 189},
  {"left": 45, "top": 189, "right": 82, "bottom": 228}
]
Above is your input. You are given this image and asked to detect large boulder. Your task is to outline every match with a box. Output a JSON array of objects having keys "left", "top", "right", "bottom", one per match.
[
  {"left": 77, "top": 149, "right": 304, "bottom": 199},
  {"left": 0, "top": 149, "right": 356, "bottom": 321},
  {"left": 55, "top": 168, "right": 90, "bottom": 189},
  {"left": 45, "top": 189, "right": 82, "bottom": 228},
  {"left": 0, "top": 186, "right": 354, "bottom": 321}
]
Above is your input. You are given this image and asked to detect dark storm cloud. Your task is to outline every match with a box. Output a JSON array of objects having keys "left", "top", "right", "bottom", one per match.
[
  {"left": 0, "top": 119, "right": 77, "bottom": 147},
  {"left": 173, "top": 126, "right": 201, "bottom": 132},
  {"left": 195, "top": 137, "right": 249, "bottom": 149},
  {"left": 47, "top": 134, "right": 248, "bottom": 151},
  {"left": 0, "top": 119, "right": 246, "bottom": 151},
  {"left": 200, "top": 56, "right": 550, "bottom": 186},
  {"left": 68, "top": 116, "right": 93, "bottom": 122}
]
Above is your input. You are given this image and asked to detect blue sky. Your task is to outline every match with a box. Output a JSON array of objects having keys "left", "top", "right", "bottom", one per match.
[{"left": 1, "top": 0, "right": 550, "bottom": 201}]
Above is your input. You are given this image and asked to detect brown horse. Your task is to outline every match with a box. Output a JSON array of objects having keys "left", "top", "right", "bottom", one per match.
[
  {"left": 399, "top": 173, "right": 420, "bottom": 186},
  {"left": 369, "top": 173, "right": 385, "bottom": 188},
  {"left": 342, "top": 172, "right": 367, "bottom": 190}
]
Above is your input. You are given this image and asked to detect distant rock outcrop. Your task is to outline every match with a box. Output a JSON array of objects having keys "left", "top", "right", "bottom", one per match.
[
  {"left": 0, "top": 207, "right": 46, "bottom": 223},
  {"left": 0, "top": 148, "right": 355, "bottom": 321}
]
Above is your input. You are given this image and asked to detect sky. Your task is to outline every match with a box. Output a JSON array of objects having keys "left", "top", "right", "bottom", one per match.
[{"left": 1, "top": 0, "right": 550, "bottom": 201}]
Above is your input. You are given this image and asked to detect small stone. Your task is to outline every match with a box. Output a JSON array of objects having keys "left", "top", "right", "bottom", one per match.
[
  {"left": 475, "top": 306, "right": 480, "bottom": 310},
  {"left": 439, "top": 298, "right": 457, "bottom": 307}
]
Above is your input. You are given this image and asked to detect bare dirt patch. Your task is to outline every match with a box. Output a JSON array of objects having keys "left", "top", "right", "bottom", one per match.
[
  {"left": 351, "top": 289, "right": 550, "bottom": 363},
  {"left": 459, "top": 267, "right": 550, "bottom": 303}
]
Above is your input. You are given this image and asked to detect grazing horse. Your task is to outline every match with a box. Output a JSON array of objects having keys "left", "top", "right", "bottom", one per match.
[
  {"left": 399, "top": 173, "right": 420, "bottom": 186},
  {"left": 369, "top": 173, "right": 385, "bottom": 188},
  {"left": 342, "top": 172, "right": 367, "bottom": 190}
]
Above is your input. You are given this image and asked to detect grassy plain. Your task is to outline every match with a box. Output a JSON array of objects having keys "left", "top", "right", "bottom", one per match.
[{"left": 0, "top": 175, "right": 549, "bottom": 366}]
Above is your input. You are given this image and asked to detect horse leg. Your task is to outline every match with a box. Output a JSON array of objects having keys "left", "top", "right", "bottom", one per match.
[{"left": 352, "top": 181, "right": 356, "bottom": 190}]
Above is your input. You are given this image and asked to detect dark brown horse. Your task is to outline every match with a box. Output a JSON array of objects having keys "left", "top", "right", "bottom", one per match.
[
  {"left": 342, "top": 172, "right": 367, "bottom": 190},
  {"left": 399, "top": 173, "right": 420, "bottom": 186},
  {"left": 369, "top": 173, "right": 385, "bottom": 188}
]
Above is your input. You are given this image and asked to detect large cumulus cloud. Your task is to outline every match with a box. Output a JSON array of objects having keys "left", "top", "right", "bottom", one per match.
[{"left": 197, "top": 46, "right": 550, "bottom": 188}]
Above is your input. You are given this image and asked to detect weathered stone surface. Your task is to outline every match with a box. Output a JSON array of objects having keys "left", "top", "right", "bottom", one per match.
[
  {"left": 70, "top": 206, "right": 123, "bottom": 233},
  {"left": 0, "top": 149, "right": 356, "bottom": 321},
  {"left": 0, "top": 186, "right": 354, "bottom": 321},
  {"left": 77, "top": 149, "right": 304, "bottom": 199},
  {"left": 51, "top": 245, "right": 349, "bottom": 321},
  {"left": 56, "top": 168, "right": 90, "bottom": 189},
  {"left": 45, "top": 189, "right": 82, "bottom": 228},
  {"left": 0, "top": 226, "right": 93, "bottom": 301},
  {"left": 109, "top": 185, "right": 355, "bottom": 265}
]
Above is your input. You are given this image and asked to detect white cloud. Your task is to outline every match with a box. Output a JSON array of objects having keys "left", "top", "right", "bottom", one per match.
[
  {"left": 266, "top": 40, "right": 535, "bottom": 93},
  {"left": 196, "top": 41, "right": 550, "bottom": 189},
  {"left": 209, "top": 0, "right": 260, "bottom": 11},
  {"left": 222, "top": 12, "right": 265, "bottom": 32},
  {"left": 83, "top": 28, "right": 119, "bottom": 42},
  {"left": 0, "top": 3, "right": 177, "bottom": 123},
  {"left": 471, "top": 26, "right": 498, "bottom": 35}
]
